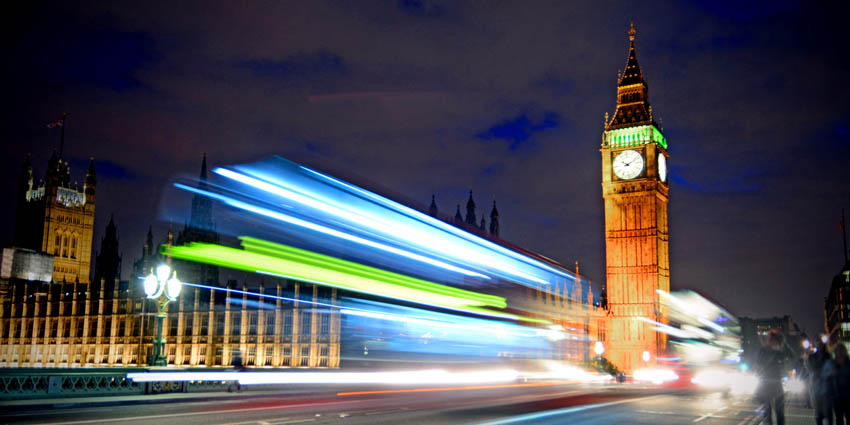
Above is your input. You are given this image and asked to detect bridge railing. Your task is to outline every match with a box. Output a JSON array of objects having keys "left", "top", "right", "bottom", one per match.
[{"left": 0, "top": 368, "right": 232, "bottom": 400}]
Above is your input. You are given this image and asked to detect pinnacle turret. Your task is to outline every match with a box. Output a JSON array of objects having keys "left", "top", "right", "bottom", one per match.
[
  {"left": 188, "top": 154, "right": 214, "bottom": 232},
  {"left": 619, "top": 22, "right": 644, "bottom": 87},
  {"left": 606, "top": 22, "right": 654, "bottom": 131},
  {"left": 85, "top": 157, "right": 96, "bottom": 202},
  {"left": 93, "top": 214, "right": 121, "bottom": 286},
  {"left": 489, "top": 200, "right": 500, "bottom": 237},
  {"left": 429, "top": 194, "right": 438, "bottom": 217},
  {"left": 465, "top": 191, "right": 477, "bottom": 226}
]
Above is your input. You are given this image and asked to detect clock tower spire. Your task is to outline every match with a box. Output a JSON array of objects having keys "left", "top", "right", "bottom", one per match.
[{"left": 601, "top": 23, "right": 670, "bottom": 373}]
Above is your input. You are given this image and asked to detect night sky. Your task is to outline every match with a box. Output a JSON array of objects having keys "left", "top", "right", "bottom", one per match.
[{"left": 2, "top": 1, "right": 848, "bottom": 336}]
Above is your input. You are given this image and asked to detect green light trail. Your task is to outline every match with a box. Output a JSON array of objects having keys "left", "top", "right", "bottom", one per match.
[{"left": 162, "top": 238, "right": 522, "bottom": 319}]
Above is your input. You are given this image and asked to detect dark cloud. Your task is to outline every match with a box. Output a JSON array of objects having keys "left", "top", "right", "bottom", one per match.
[
  {"left": 476, "top": 112, "right": 559, "bottom": 150},
  {"left": 90, "top": 159, "right": 138, "bottom": 181},
  {"left": 7, "top": 6, "right": 158, "bottom": 91},
  {"left": 398, "top": 0, "right": 447, "bottom": 18}
]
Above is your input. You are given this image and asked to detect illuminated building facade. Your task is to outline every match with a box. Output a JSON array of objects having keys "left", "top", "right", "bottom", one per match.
[
  {"left": 0, "top": 276, "right": 340, "bottom": 368},
  {"left": 0, "top": 155, "right": 340, "bottom": 368},
  {"left": 601, "top": 24, "right": 670, "bottom": 372},
  {"left": 824, "top": 260, "right": 850, "bottom": 351},
  {"left": 430, "top": 194, "right": 606, "bottom": 362},
  {"left": 13, "top": 151, "right": 96, "bottom": 284},
  {"left": 525, "top": 262, "right": 608, "bottom": 363}
]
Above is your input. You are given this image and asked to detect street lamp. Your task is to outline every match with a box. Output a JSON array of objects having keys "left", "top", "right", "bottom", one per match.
[
  {"left": 594, "top": 341, "right": 605, "bottom": 357},
  {"left": 642, "top": 350, "right": 651, "bottom": 363},
  {"left": 144, "top": 264, "right": 181, "bottom": 366}
]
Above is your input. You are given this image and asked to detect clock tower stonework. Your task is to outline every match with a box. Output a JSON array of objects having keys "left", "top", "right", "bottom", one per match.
[{"left": 602, "top": 24, "right": 670, "bottom": 372}]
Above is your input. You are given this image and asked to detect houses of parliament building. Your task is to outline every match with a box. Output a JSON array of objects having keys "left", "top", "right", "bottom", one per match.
[
  {"left": 0, "top": 150, "right": 606, "bottom": 369},
  {"left": 0, "top": 154, "right": 341, "bottom": 369}
]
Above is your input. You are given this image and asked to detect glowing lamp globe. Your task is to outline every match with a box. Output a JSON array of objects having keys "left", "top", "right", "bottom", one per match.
[
  {"left": 156, "top": 265, "right": 171, "bottom": 282},
  {"left": 143, "top": 275, "right": 159, "bottom": 298},
  {"left": 594, "top": 341, "right": 605, "bottom": 356},
  {"left": 165, "top": 274, "right": 182, "bottom": 300},
  {"left": 642, "top": 350, "right": 651, "bottom": 363}
]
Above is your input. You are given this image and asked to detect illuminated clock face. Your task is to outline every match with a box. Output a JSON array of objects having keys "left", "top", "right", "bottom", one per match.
[
  {"left": 657, "top": 153, "right": 667, "bottom": 182},
  {"left": 613, "top": 150, "right": 644, "bottom": 180}
]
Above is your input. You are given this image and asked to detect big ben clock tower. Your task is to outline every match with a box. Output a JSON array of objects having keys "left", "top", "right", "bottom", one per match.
[{"left": 602, "top": 23, "right": 670, "bottom": 372}]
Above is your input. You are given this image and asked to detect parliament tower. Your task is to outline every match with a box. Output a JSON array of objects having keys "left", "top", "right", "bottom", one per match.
[
  {"left": 14, "top": 151, "right": 96, "bottom": 284},
  {"left": 601, "top": 24, "right": 670, "bottom": 372}
]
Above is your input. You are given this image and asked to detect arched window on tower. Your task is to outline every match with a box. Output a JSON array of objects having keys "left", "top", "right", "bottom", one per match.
[
  {"left": 70, "top": 235, "right": 77, "bottom": 259},
  {"left": 54, "top": 233, "right": 61, "bottom": 256},
  {"left": 62, "top": 234, "right": 68, "bottom": 257}
]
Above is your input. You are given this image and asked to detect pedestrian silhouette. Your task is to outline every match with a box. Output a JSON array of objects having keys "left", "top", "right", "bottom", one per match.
[
  {"left": 829, "top": 343, "right": 850, "bottom": 425},
  {"left": 755, "top": 330, "right": 790, "bottom": 425},
  {"left": 810, "top": 339, "right": 835, "bottom": 425}
]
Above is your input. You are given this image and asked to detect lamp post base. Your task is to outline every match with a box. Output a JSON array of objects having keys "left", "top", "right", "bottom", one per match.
[
  {"left": 148, "top": 354, "right": 168, "bottom": 366},
  {"left": 148, "top": 314, "right": 168, "bottom": 366}
]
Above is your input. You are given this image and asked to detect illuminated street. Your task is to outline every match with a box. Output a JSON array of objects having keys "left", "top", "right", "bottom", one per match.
[{"left": 0, "top": 385, "right": 814, "bottom": 425}]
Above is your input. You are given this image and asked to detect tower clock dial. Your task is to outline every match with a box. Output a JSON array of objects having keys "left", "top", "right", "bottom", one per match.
[
  {"left": 612, "top": 149, "right": 644, "bottom": 180},
  {"left": 657, "top": 153, "right": 667, "bottom": 182}
]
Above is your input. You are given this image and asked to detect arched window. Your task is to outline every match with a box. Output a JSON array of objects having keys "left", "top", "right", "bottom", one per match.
[
  {"left": 70, "top": 235, "right": 77, "bottom": 259},
  {"left": 54, "top": 233, "right": 61, "bottom": 255},
  {"left": 62, "top": 233, "right": 69, "bottom": 258}
]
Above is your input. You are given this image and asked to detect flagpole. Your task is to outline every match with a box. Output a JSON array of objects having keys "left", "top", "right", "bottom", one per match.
[{"left": 59, "top": 112, "right": 67, "bottom": 157}]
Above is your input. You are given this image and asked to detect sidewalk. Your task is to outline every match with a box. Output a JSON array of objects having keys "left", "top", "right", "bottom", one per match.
[{"left": 784, "top": 405, "right": 817, "bottom": 425}]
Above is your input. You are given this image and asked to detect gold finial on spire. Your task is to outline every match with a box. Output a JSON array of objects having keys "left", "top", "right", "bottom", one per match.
[
  {"left": 604, "top": 112, "right": 609, "bottom": 126},
  {"left": 629, "top": 21, "right": 636, "bottom": 42}
]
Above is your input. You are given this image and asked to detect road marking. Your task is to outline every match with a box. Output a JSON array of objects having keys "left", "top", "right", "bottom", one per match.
[
  {"left": 636, "top": 410, "right": 675, "bottom": 415},
  {"left": 221, "top": 416, "right": 316, "bottom": 425},
  {"left": 41, "top": 399, "right": 360, "bottom": 425},
  {"left": 475, "top": 395, "right": 664, "bottom": 425},
  {"left": 694, "top": 406, "right": 726, "bottom": 422}
]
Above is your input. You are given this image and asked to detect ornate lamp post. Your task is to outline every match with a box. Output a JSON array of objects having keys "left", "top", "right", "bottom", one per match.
[{"left": 144, "top": 265, "right": 181, "bottom": 366}]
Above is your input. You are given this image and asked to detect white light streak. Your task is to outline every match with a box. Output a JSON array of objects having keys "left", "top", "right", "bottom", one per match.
[
  {"left": 300, "top": 166, "right": 575, "bottom": 280},
  {"left": 174, "top": 183, "right": 488, "bottom": 279},
  {"left": 632, "top": 368, "right": 679, "bottom": 385},
  {"left": 216, "top": 167, "right": 548, "bottom": 285},
  {"left": 127, "top": 368, "right": 520, "bottom": 386}
]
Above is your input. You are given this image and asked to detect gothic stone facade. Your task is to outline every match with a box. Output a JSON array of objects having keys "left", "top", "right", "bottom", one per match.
[
  {"left": 0, "top": 278, "right": 340, "bottom": 368},
  {"left": 601, "top": 25, "right": 671, "bottom": 372},
  {"left": 14, "top": 152, "right": 96, "bottom": 284}
]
